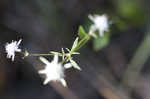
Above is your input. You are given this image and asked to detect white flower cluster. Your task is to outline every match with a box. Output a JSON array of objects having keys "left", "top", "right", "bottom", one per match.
[
  {"left": 5, "top": 39, "right": 22, "bottom": 61},
  {"left": 89, "top": 14, "right": 110, "bottom": 37}
]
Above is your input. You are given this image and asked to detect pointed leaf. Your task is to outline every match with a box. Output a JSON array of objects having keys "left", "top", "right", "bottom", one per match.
[
  {"left": 72, "top": 52, "right": 80, "bottom": 55},
  {"left": 74, "top": 35, "right": 90, "bottom": 51},
  {"left": 71, "top": 37, "right": 79, "bottom": 50},
  {"left": 70, "top": 59, "right": 81, "bottom": 70},
  {"left": 78, "top": 26, "right": 88, "bottom": 39},
  {"left": 65, "top": 48, "right": 71, "bottom": 52},
  {"left": 39, "top": 57, "right": 50, "bottom": 65}
]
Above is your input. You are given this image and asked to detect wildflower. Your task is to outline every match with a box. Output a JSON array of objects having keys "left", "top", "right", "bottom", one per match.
[
  {"left": 5, "top": 39, "right": 22, "bottom": 61},
  {"left": 38, "top": 55, "right": 67, "bottom": 87},
  {"left": 89, "top": 14, "right": 109, "bottom": 36}
]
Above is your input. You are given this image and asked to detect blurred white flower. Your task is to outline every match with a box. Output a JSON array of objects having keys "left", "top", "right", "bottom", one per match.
[
  {"left": 38, "top": 55, "right": 67, "bottom": 87},
  {"left": 5, "top": 39, "right": 22, "bottom": 61},
  {"left": 89, "top": 14, "right": 109, "bottom": 36}
]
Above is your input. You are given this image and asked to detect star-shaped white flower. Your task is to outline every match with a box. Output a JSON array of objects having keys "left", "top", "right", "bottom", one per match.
[
  {"left": 38, "top": 55, "right": 67, "bottom": 87},
  {"left": 89, "top": 14, "right": 109, "bottom": 37},
  {"left": 5, "top": 39, "right": 22, "bottom": 61}
]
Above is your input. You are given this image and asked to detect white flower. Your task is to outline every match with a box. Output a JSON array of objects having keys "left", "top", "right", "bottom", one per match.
[
  {"left": 5, "top": 39, "right": 22, "bottom": 61},
  {"left": 38, "top": 55, "right": 67, "bottom": 87},
  {"left": 89, "top": 14, "right": 109, "bottom": 36}
]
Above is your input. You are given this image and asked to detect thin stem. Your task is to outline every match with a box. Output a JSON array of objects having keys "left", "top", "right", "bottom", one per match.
[
  {"left": 122, "top": 32, "right": 150, "bottom": 90},
  {"left": 26, "top": 32, "right": 91, "bottom": 65},
  {"left": 71, "top": 35, "right": 91, "bottom": 53},
  {"left": 61, "top": 57, "right": 69, "bottom": 64},
  {"left": 29, "top": 53, "right": 53, "bottom": 56}
]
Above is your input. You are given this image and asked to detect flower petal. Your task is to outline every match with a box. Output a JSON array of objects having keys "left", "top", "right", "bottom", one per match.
[
  {"left": 53, "top": 55, "right": 58, "bottom": 63},
  {"left": 17, "top": 39, "right": 22, "bottom": 45},
  {"left": 38, "top": 70, "right": 46, "bottom": 74},
  {"left": 64, "top": 63, "right": 72, "bottom": 69},
  {"left": 43, "top": 77, "right": 51, "bottom": 85},
  {"left": 60, "top": 78, "right": 67, "bottom": 87}
]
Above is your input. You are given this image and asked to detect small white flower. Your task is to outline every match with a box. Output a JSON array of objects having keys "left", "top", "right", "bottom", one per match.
[
  {"left": 38, "top": 55, "right": 67, "bottom": 87},
  {"left": 5, "top": 39, "right": 22, "bottom": 61},
  {"left": 89, "top": 14, "right": 109, "bottom": 36}
]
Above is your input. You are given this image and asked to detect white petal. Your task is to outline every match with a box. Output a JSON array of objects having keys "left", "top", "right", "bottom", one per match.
[
  {"left": 60, "top": 79, "right": 67, "bottom": 87},
  {"left": 53, "top": 55, "right": 58, "bottom": 63},
  {"left": 64, "top": 63, "right": 72, "bottom": 69},
  {"left": 17, "top": 39, "right": 22, "bottom": 45},
  {"left": 12, "top": 54, "right": 15, "bottom": 61},
  {"left": 38, "top": 70, "right": 46, "bottom": 74},
  {"left": 16, "top": 49, "right": 21, "bottom": 52},
  {"left": 43, "top": 77, "right": 51, "bottom": 85}
]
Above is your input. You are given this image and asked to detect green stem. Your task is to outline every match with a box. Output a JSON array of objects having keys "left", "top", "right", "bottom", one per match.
[
  {"left": 72, "top": 35, "right": 91, "bottom": 53},
  {"left": 27, "top": 34, "right": 91, "bottom": 65},
  {"left": 29, "top": 53, "right": 53, "bottom": 56},
  {"left": 122, "top": 32, "right": 150, "bottom": 90},
  {"left": 61, "top": 57, "right": 69, "bottom": 64}
]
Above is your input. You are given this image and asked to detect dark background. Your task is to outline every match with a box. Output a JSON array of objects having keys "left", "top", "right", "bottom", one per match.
[{"left": 0, "top": 0, "right": 150, "bottom": 99}]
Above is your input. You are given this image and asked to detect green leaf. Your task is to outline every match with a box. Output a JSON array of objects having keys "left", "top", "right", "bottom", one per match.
[
  {"left": 70, "top": 59, "right": 81, "bottom": 70},
  {"left": 71, "top": 37, "right": 79, "bottom": 50},
  {"left": 74, "top": 35, "right": 90, "bottom": 52},
  {"left": 65, "top": 48, "right": 71, "bottom": 52},
  {"left": 78, "top": 26, "right": 88, "bottom": 39},
  {"left": 72, "top": 52, "right": 80, "bottom": 55},
  {"left": 93, "top": 32, "right": 110, "bottom": 51},
  {"left": 39, "top": 57, "right": 49, "bottom": 64}
]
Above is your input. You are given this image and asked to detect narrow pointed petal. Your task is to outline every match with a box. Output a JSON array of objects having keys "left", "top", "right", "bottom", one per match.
[
  {"left": 64, "top": 63, "right": 72, "bottom": 69},
  {"left": 38, "top": 70, "right": 46, "bottom": 74},
  {"left": 12, "top": 55, "right": 15, "bottom": 61},
  {"left": 43, "top": 78, "right": 51, "bottom": 85},
  {"left": 16, "top": 49, "right": 21, "bottom": 52},
  {"left": 17, "top": 39, "right": 22, "bottom": 45},
  {"left": 53, "top": 55, "right": 58, "bottom": 63},
  {"left": 60, "top": 79, "right": 67, "bottom": 87},
  {"left": 39, "top": 57, "right": 50, "bottom": 65}
]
